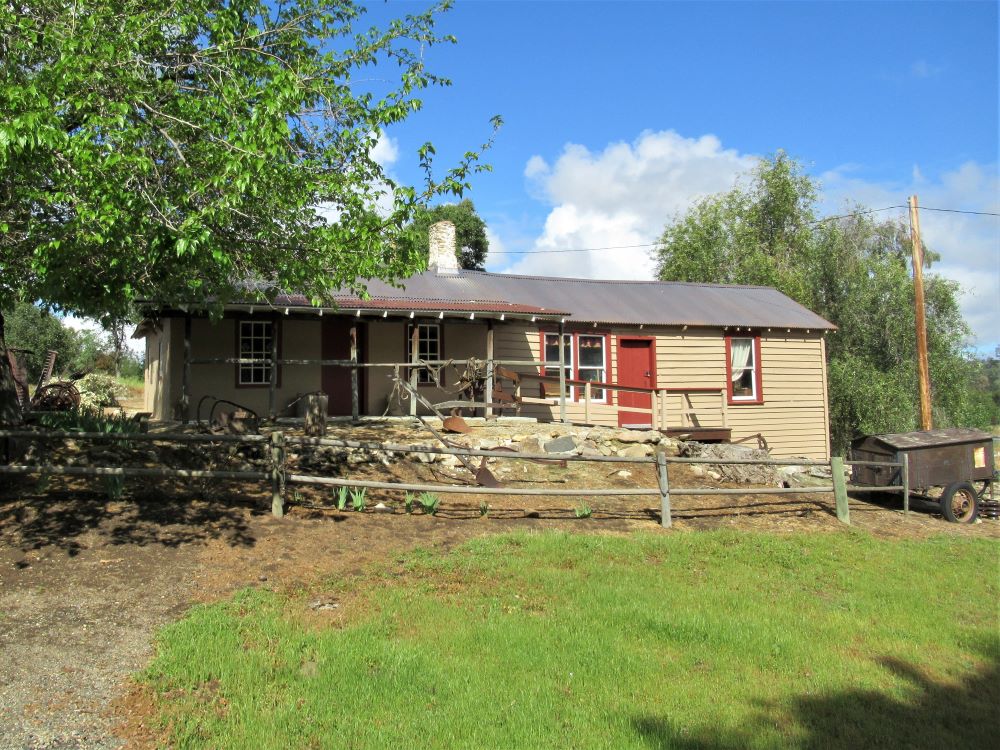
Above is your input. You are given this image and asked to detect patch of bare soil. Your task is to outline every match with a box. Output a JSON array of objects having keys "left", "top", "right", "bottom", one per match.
[{"left": 1, "top": 423, "right": 996, "bottom": 748}]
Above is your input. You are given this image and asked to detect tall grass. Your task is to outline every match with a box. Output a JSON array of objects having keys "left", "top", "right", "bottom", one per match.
[{"left": 141, "top": 531, "right": 998, "bottom": 749}]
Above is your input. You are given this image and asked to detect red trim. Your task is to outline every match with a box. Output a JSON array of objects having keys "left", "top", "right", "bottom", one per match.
[
  {"left": 405, "top": 321, "right": 446, "bottom": 387},
  {"left": 234, "top": 316, "right": 282, "bottom": 389},
  {"left": 538, "top": 328, "right": 612, "bottom": 404},
  {"left": 724, "top": 333, "right": 763, "bottom": 405}
]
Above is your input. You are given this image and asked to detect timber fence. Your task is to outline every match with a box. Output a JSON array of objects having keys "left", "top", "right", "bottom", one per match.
[{"left": 0, "top": 429, "right": 911, "bottom": 526}]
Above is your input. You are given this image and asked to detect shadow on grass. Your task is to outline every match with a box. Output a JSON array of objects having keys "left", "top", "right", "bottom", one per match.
[
  {"left": 0, "top": 477, "right": 260, "bottom": 556},
  {"left": 633, "top": 640, "right": 999, "bottom": 749}
]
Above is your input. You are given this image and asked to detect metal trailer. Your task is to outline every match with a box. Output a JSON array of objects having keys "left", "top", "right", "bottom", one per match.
[{"left": 850, "top": 428, "right": 996, "bottom": 523}]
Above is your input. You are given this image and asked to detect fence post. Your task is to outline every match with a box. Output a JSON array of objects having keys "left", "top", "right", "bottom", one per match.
[
  {"left": 901, "top": 453, "right": 910, "bottom": 517},
  {"left": 584, "top": 381, "right": 591, "bottom": 424},
  {"left": 656, "top": 450, "right": 672, "bottom": 528},
  {"left": 271, "top": 430, "right": 285, "bottom": 518},
  {"left": 831, "top": 456, "right": 850, "bottom": 525}
]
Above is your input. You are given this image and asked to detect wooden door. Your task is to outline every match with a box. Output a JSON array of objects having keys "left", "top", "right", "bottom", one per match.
[
  {"left": 321, "top": 319, "right": 364, "bottom": 415},
  {"left": 616, "top": 338, "right": 654, "bottom": 427}
]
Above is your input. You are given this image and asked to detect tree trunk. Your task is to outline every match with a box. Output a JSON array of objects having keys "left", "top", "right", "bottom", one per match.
[{"left": 0, "top": 309, "right": 25, "bottom": 427}]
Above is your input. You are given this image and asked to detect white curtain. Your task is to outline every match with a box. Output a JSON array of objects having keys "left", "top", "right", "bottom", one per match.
[{"left": 730, "top": 338, "right": 752, "bottom": 382}]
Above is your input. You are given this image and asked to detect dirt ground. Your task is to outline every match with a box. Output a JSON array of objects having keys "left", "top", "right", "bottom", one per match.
[{"left": 1, "top": 425, "right": 997, "bottom": 749}]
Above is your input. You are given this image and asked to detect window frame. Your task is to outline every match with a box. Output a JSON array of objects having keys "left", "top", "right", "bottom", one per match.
[
  {"left": 725, "top": 333, "right": 763, "bottom": 405},
  {"left": 405, "top": 322, "right": 444, "bottom": 386},
  {"left": 539, "top": 329, "right": 611, "bottom": 405},
  {"left": 235, "top": 318, "right": 282, "bottom": 388}
]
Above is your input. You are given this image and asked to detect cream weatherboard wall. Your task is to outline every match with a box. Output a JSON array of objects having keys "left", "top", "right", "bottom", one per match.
[
  {"left": 146, "top": 316, "right": 831, "bottom": 459},
  {"left": 492, "top": 323, "right": 831, "bottom": 460}
]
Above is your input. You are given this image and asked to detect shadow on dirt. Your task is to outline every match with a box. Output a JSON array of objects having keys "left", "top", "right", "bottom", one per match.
[
  {"left": 631, "top": 638, "right": 999, "bottom": 749},
  {"left": 0, "top": 477, "right": 260, "bottom": 555}
]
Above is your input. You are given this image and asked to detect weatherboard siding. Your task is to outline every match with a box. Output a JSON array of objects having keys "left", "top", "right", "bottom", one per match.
[
  {"left": 493, "top": 324, "right": 831, "bottom": 459},
  {"left": 146, "top": 316, "right": 831, "bottom": 459}
]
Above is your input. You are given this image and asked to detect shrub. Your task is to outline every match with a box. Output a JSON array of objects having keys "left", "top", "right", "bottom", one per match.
[
  {"left": 76, "top": 373, "right": 129, "bottom": 410},
  {"left": 350, "top": 487, "right": 367, "bottom": 512},
  {"left": 574, "top": 502, "right": 592, "bottom": 519}
]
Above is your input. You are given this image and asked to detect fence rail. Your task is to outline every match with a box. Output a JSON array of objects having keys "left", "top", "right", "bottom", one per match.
[{"left": 0, "top": 429, "right": 913, "bottom": 526}]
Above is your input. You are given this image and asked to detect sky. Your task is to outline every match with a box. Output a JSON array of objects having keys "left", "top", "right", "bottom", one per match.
[{"left": 366, "top": 0, "right": 999, "bottom": 353}]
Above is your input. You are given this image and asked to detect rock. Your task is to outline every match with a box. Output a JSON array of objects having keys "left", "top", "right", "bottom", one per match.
[
  {"left": 439, "top": 454, "right": 461, "bottom": 468},
  {"left": 518, "top": 436, "right": 545, "bottom": 454},
  {"left": 544, "top": 435, "right": 579, "bottom": 454},
  {"left": 478, "top": 438, "right": 501, "bottom": 450},
  {"left": 373, "top": 502, "right": 392, "bottom": 513},
  {"left": 616, "top": 469, "right": 632, "bottom": 478},
  {"left": 707, "top": 470, "right": 722, "bottom": 481},
  {"left": 615, "top": 429, "right": 661, "bottom": 444},
  {"left": 658, "top": 438, "right": 682, "bottom": 456},
  {"left": 579, "top": 441, "right": 602, "bottom": 457},
  {"left": 690, "top": 465, "right": 705, "bottom": 477},
  {"left": 618, "top": 444, "right": 652, "bottom": 458},
  {"left": 599, "top": 444, "right": 614, "bottom": 456}
]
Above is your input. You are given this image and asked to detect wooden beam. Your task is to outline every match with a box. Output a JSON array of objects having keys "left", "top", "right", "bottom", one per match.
[
  {"left": 268, "top": 314, "right": 278, "bottom": 421},
  {"left": 409, "top": 322, "right": 420, "bottom": 417},
  {"left": 181, "top": 315, "right": 191, "bottom": 422},
  {"left": 558, "top": 320, "right": 567, "bottom": 423},
  {"left": 485, "top": 320, "right": 494, "bottom": 419},
  {"left": 349, "top": 324, "right": 359, "bottom": 422}
]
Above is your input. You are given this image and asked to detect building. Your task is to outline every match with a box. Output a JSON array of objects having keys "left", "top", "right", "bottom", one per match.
[{"left": 141, "top": 222, "right": 836, "bottom": 458}]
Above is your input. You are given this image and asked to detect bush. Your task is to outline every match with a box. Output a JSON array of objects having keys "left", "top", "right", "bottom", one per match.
[{"left": 76, "top": 373, "right": 129, "bottom": 410}]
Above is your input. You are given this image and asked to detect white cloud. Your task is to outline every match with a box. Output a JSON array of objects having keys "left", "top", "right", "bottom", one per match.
[
  {"left": 492, "top": 128, "right": 999, "bottom": 351},
  {"left": 498, "top": 129, "right": 756, "bottom": 280},
  {"left": 316, "top": 131, "right": 401, "bottom": 223}
]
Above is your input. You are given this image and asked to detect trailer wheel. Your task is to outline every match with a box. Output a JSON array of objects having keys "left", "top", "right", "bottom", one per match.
[{"left": 940, "top": 481, "right": 979, "bottom": 523}]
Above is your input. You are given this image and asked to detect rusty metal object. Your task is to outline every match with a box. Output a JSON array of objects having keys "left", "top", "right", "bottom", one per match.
[
  {"left": 36, "top": 350, "right": 57, "bottom": 390},
  {"left": 442, "top": 412, "right": 471, "bottom": 434},
  {"left": 31, "top": 381, "right": 81, "bottom": 411}
]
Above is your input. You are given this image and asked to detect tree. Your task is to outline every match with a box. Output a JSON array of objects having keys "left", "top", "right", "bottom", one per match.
[
  {"left": 654, "top": 153, "right": 998, "bottom": 452},
  {"left": 0, "top": 0, "right": 499, "bottom": 423},
  {"left": 409, "top": 198, "right": 490, "bottom": 270},
  {"left": 2, "top": 302, "right": 80, "bottom": 382}
]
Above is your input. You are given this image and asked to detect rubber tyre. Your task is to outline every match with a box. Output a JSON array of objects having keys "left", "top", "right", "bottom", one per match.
[{"left": 940, "top": 481, "right": 979, "bottom": 523}]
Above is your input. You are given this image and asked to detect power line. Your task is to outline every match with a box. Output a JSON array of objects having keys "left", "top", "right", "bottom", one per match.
[{"left": 489, "top": 204, "right": 998, "bottom": 255}]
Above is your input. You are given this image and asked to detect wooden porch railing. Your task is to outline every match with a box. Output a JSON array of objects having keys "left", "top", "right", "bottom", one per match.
[{"left": 514, "top": 373, "right": 727, "bottom": 431}]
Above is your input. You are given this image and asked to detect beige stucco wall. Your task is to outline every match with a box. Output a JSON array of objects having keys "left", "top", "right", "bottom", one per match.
[{"left": 144, "top": 314, "right": 831, "bottom": 458}]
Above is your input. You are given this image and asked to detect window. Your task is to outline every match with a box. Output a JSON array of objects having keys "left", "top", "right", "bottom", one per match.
[
  {"left": 239, "top": 320, "right": 274, "bottom": 385},
  {"left": 542, "top": 331, "right": 608, "bottom": 402},
  {"left": 406, "top": 323, "right": 441, "bottom": 384},
  {"left": 726, "top": 335, "right": 762, "bottom": 404}
]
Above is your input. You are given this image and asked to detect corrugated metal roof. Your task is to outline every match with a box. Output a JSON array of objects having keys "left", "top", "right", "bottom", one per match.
[
  {"left": 861, "top": 428, "right": 994, "bottom": 450},
  {"left": 274, "top": 293, "right": 565, "bottom": 316},
  {"left": 336, "top": 269, "right": 836, "bottom": 330}
]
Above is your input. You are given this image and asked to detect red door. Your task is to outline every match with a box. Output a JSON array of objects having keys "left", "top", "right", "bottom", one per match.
[
  {"left": 322, "top": 319, "right": 364, "bottom": 415},
  {"left": 616, "top": 339, "right": 654, "bottom": 427}
]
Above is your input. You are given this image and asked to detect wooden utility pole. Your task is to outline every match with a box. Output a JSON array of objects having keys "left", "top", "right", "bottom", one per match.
[{"left": 908, "top": 195, "right": 933, "bottom": 430}]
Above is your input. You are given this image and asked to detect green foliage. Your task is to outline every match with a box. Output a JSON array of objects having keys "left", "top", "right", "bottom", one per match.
[
  {"left": 478, "top": 500, "right": 489, "bottom": 517},
  {"left": 105, "top": 474, "right": 125, "bottom": 502},
  {"left": 404, "top": 491, "right": 415, "bottom": 514},
  {"left": 0, "top": 0, "right": 499, "bottom": 321},
  {"left": 350, "top": 487, "right": 367, "bottom": 512},
  {"left": 139, "top": 531, "right": 999, "bottom": 749},
  {"left": 76, "top": 373, "right": 130, "bottom": 410},
  {"left": 417, "top": 491, "right": 440, "bottom": 515},
  {"left": 335, "top": 486, "right": 350, "bottom": 511},
  {"left": 573, "top": 501, "right": 592, "bottom": 519},
  {"left": 36, "top": 407, "right": 139, "bottom": 434},
  {"left": 654, "top": 153, "right": 998, "bottom": 451},
  {"left": 407, "top": 199, "right": 490, "bottom": 270},
  {"left": 2, "top": 302, "right": 79, "bottom": 380}
]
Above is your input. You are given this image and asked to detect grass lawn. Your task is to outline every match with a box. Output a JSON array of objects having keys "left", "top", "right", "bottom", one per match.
[{"left": 140, "top": 530, "right": 998, "bottom": 749}]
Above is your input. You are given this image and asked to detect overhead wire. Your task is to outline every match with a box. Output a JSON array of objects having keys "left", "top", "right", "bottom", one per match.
[{"left": 488, "top": 204, "right": 998, "bottom": 255}]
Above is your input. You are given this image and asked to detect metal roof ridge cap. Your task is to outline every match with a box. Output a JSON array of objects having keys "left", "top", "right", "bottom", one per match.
[{"left": 459, "top": 268, "right": 779, "bottom": 290}]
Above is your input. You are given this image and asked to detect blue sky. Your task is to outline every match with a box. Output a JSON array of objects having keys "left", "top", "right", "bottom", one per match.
[{"left": 365, "top": 0, "right": 999, "bottom": 352}]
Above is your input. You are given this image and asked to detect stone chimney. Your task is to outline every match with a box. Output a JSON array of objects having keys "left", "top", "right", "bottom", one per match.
[{"left": 428, "top": 220, "right": 459, "bottom": 274}]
